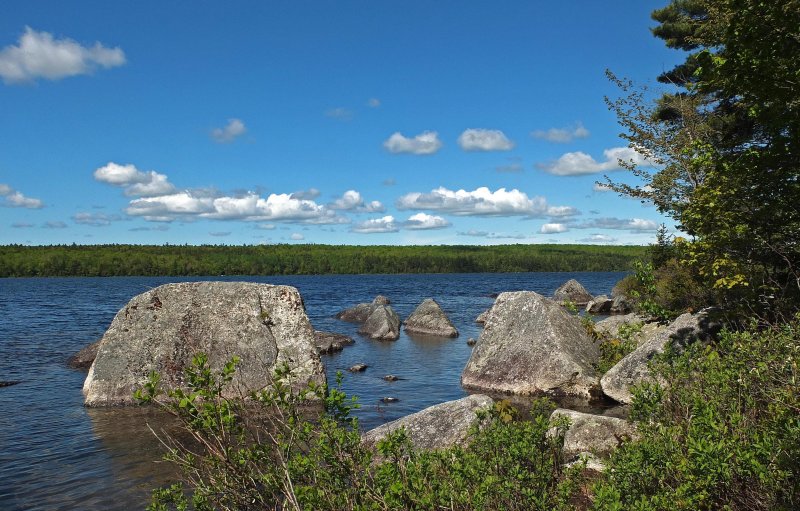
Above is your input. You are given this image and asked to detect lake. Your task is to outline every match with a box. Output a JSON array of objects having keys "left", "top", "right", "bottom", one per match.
[{"left": 0, "top": 272, "right": 623, "bottom": 510}]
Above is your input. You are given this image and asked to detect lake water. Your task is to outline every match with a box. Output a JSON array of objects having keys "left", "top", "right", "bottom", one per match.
[{"left": 0, "top": 272, "right": 624, "bottom": 510}]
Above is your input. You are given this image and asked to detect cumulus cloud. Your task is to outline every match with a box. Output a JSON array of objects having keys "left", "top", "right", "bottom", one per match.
[
  {"left": 0, "top": 27, "right": 125, "bottom": 84},
  {"left": 402, "top": 213, "right": 450, "bottom": 230},
  {"left": 93, "top": 162, "right": 176, "bottom": 197},
  {"left": 325, "top": 107, "right": 353, "bottom": 120},
  {"left": 457, "top": 129, "right": 514, "bottom": 152},
  {"left": 383, "top": 131, "right": 442, "bottom": 155},
  {"left": 537, "top": 147, "right": 649, "bottom": 176},
  {"left": 580, "top": 234, "right": 617, "bottom": 243},
  {"left": 211, "top": 118, "right": 247, "bottom": 143},
  {"left": 0, "top": 184, "right": 44, "bottom": 208},
  {"left": 531, "top": 122, "right": 590, "bottom": 143},
  {"left": 73, "top": 212, "right": 120, "bottom": 226},
  {"left": 289, "top": 233, "right": 305, "bottom": 240},
  {"left": 328, "top": 190, "right": 384, "bottom": 213},
  {"left": 546, "top": 205, "right": 580, "bottom": 218},
  {"left": 576, "top": 217, "right": 658, "bottom": 231},
  {"left": 367, "top": 98, "right": 381, "bottom": 108},
  {"left": 593, "top": 182, "right": 613, "bottom": 192},
  {"left": 540, "top": 223, "right": 569, "bottom": 234},
  {"left": 290, "top": 188, "right": 320, "bottom": 200},
  {"left": 397, "top": 186, "right": 572, "bottom": 218},
  {"left": 351, "top": 215, "right": 399, "bottom": 233}
]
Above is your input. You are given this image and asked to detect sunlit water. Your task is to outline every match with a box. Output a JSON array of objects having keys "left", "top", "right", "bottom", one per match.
[{"left": 0, "top": 272, "right": 623, "bottom": 510}]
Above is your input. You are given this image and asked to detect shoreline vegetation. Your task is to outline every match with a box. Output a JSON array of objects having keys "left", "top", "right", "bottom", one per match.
[{"left": 0, "top": 244, "right": 645, "bottom": 277}]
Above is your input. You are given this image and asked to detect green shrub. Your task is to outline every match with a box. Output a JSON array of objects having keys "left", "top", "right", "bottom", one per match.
[
  {"left": 596, "top": 321, "right": 642, "bottom": 374},
  {"left": 593, "top": 317, "right": 800, "bottom": 510}
]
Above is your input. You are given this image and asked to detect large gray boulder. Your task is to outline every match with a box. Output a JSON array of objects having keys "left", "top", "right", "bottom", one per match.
[
  {"left": 593, "top": 314, "right": 663, "bottom": 343},
  {"left": 550, "top": 408, "right": 638, "bottom": 459},
  {"left": 335, "top": 296, "right": 391, "bottom": 323},
  {"left": 553, "top": 279, "right": 593, "bottom": 306},
  {"left": 601, "top": 312, "right": 716, "bottom": 403},
  {"left": 362, "top": 394, "right": 494, "bottom": 451},
  {"left": 83, "top": 282, "right": 325, "bottom": 406},
  {"left": 358, "top": 305, "right": 401, "bottom": 341},
  {"left": 404, "top": 298, "right": 458, "bottom": 337},
  {"left": 461, "top": 291, "right": 600, "bottom": 398}
]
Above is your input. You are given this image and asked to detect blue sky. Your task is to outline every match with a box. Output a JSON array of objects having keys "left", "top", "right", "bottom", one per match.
[{"left": 0, "top": 1, "right": 683, "bottom": 246}]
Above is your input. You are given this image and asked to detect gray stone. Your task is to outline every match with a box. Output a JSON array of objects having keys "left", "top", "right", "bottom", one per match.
[
  {"left": 83, "top": 282, "right": 325, "bottom": 407},
  {"left": 550, "top": 408, "right": 638, "bottom": 459},
  {"left": 461, "top": 291, "right": 600, "bottom": 398},
  {"left": 383, "top": 375, "right": 399, "bottom": 381},
  {"left": 313, "top": 331, "right": 354, "bottom": 354},
  {"left": 554, "top": 279, "right": 594, "bottom": 306},
  {"left": 349, "top": 363, "right": 368, "bottom": 372},
  {"left": 362, "top": 394, "right": 494, "bottom": 451},
  {"left": 585, "top": 295, "right": 613, "bottom": 314},
  {"left": 373, "top": 295, "right": 391, "bottom": 305},
  {"left": 601, "top": 312, "right": 717, "bottom": 404},
  {"left": 335, "top": 296, "right": 392, "bottom": 322},
  {"left": 380, "top": 397, "right": 399, "bottom": 403},
  {"left": 404, "top": 298, "right": 458, "bottom": 337},
  {"left": 0, "top": 381, "right": 21, "bottom": 387},
  {"left": 358, "top": 305, "right": 401, "bottom": 341},
  {"left": 610, "top": 295, "right": 632, "bottom": 314},
  {"left": 475, "top": 309, "right": 490, "bottom": 324},
  {"left": 68, "top": 339, "right": 102, "bottom": 369},
  {"left": 466, "top": 338, "right": 477, "bottom": 346}
]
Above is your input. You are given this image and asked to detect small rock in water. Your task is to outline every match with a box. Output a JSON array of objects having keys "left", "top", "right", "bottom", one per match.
[
  {"left": 383, "top": 375, "right": 399, "bottom": 381},
  {"left": 466, "top": 338, "right": 477, "bottom": 346},
  {"left": 381, "top": 397, "right": 399, "bottom": 403},
  {"left": 349, "top": 363, "right": 368, "bottom": 372},
  {"left": 0, "top": 381, "right": 21, "bottom": 387}
]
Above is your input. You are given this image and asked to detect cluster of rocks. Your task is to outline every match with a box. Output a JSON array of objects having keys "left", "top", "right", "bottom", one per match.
[
  {"left": 554, "top": 278, "right": 632, "bottom": 315},
  {"left": 335, "top": 296, "right": 458, "bottom": 341}
]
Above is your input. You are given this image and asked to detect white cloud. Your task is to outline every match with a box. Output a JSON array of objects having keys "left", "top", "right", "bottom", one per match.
[
  {"left": 593, "top": 182, "right": 613, "bottom": 192},
  {"left": 93, "top": 162, "right": 176, "bottom": 197},
  {"left": 42, "top": 221, "right": 67, "bottom": 229},
  {"left": 257, "top": 223, "right": 276, "bottom": 230},
  {"left": 73, "top": 212, "right": 120, "bottom": 226},
  {"left": 457, "top": 230, "right": 526, "bottom": 240},
  {"left": 290, "top": 233, "right": 305, "bottom": 240},
  {"left": 577, "top": 217, "right": 658, "bottom": 231},
  {"left": 537, "top": 146, "right": 649, "bottom": 176},
  {"left": 579, "top": 234, "right": 617, "bottom": 243},
  {"left": 397, "top": 186, "right": 560, "bottom": 217},
  {"left": 290, "top": 188, "right": 320, "bottom": 200},
  {"left": 0, "top": 27, "right": 125, "bottom": 84},
  {"left": 329, "top": 190, "right": 384, "bottom": 213},
  {"left": 0, "top": 184, "right": 44, "bottom": 208},
  {"left": 209, "top": 231, "right": 231, "bottom": 237},
  {"left": 546, "top": 205, "right": 580, "bottom": 217},
  {"left": 0, "top": 184, "right": 11, "bottom": 195},
  {"left": 325, "top": 107, "right": 353, "bottom": 120},
  {"left": 457, "top": 129, "right": 514, "bottom": 152},
  {"left": 351, "top": 215, "right": 399, "bottom": 233},
  {"left": 540, "top": 223, "right": 569, "bottom": 234},
  {"left": 367, "top": 98, "right": 381, "bottom": 108},
  {"left": 211, "top": 118, "right": 247, "bottom": 143},
  {"left": 403, "top": 213, "right": 451, "bottom": 230},
  {"left": 531, "top": 122, "right": 590, "bottom": 143},
  {"left": 383, "top": 131, "right": 442, "bottom": 155}
]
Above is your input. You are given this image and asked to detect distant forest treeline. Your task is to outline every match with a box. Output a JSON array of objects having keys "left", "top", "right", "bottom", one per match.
[{"left": 0, "top": 244, "right": 646, "bottom": 277}]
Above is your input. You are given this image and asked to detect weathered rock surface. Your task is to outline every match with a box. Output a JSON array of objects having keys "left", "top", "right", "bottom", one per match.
[
  {"left": 349, "top": 363, "right": 368, "bottom": 372},
  {"left": 550, "top": 408, "right": 638, "bottom": 459},
  {"left": 362, "top": 394, "right": 494, "bottom": 451},
  {"left": 358, "top": 305, "right": 401, "bottom": 341},
  {"left": 313, "top": 331, "right": 354, "bottom": 354},
  {"left": 383, "top": 374, "right": 399, "bottom": 381},
  {"left": 335, "top": 296, "right": 391, "bottom": 323},
  {"left": 404, "top": 298, "right": 458, "bottom": 337},
  {"left": 68, "top": 339, "right": 102, "bottom": 369},
  {"left": 610, "top": 295, "right": 632, "bottom": 314},
  {"left": 585, "top": 295, "right": 613, "bottom": 314},
  {"left": 601, "top": 312, "right": 717, "bottom": 404},
  {"left": 466, "top": 338, "right": 477, "bottom": 346},
  {"left": 461, "top": 291, "right": 600, "bottom": 398},
  {"left": 554, "top": 279, "right": 594, "bottom": 305},
  {"left": 83, "top": 282, "right": 325, "bottom": 406},
  {"left": 475, "top": 309, "right": 490, "bottom": 324},
  {"left": 594, "top": 314, "right": 650, "bottom": 339}
]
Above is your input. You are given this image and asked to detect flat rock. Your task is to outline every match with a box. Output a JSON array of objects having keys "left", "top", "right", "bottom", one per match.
[
  {"left": 403, "top": 298, "right": 458, "bottom": 337},
  {"left": 362, "top": 394, "right": 494, "bottom": 451},
  {"left": 313, "top": 331, "right": 354, "bottom": 354},
  {"left": 601, "top": 312, "right": 717, "bottom": 404},
  {"left": 461, "top": 291, "right": 600, "bottom": 398},
  {"left": 349, "top": 363, "right": 368, "bottom": 372},
  {"left": 68, "top": 339, "right": 102, "bottom": 369},
  {"left": 358, "top": 305, "right": 401, "bottom": 341},
  {"left": 593, "top": 314, "right": 662, "bottom": 341},
  {"left": 83, "top": 282, "right": 325, "bottom": 406},
  {"left": 585, "top": 295, "right": 613, "bottom": 314},
  {"left": 554, "top": 279, "right": 594, "bottom": 306},
  {"left": 550, "top": 408, "right": 638, "bottom": 459}
]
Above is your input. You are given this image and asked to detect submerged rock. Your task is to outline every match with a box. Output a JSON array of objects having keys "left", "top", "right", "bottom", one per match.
[
  {"left": 362, "top": 394, "right": 494, "bottom": 451},
  {"left": 380, "top": 397, "right": 399, "bottom": 403},
  {"left": 461, "top": 291, "right": 600, "bottom": 398},
  {"left": 404, "top": 298, "right": 458, "bottom": 337},
  {"left": 67, "top": 339, "right": 102, "bottom": 369},
  {"left": 358, "top": 305, "right": 401, "bottom": 341},
  {"left": 0, "top": 381, "right": 21, "bottom": 387},
  {"left": 383, "top": 375, "right": 399, "bottom": 381},
  {"left": 553, "top": 279, "right": 594, "bottom": 306},
  {"left": 550, "top": 408, "right": 638, "bottom": 459},
  {"left": 349, "top": 363, "right": 368, "bottom": 372},
  {"left": 466, "top": 338, "right": 477, "bottom": 346},
  {"left": 313, "top": 331, "right": 354, "bottom": 354},
  {"left": 83, "top": 282, "right": 325, "bottom": 406}
]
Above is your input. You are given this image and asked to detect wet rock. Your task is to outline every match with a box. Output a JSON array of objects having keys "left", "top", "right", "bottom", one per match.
[
  {"left": 335, "top": 296, "right": 392, "bottom": 323},
  {"left": 358, "top": 305, "right": 401, "bottom": 341},
  {"left": 383, "top": 375, "right": 399, "bottom": 381},
  {"left": 381, "top": 397, "right": 399, "bottom": 403},
  {"left": 601, "top": 312, "right": 718, "bottom": 404},
  {"left": 553, "top": 279, "right": 594, "bottom": 306},
  {"left": 475, "top": 309, "right": 490, "bottom": 324},
  {"left": 585, "top": 295, "right": 613, "bottom": 314},
  {"left": 461, "top": 291, "right": 600, "bottom": 398},
  {"left": 373, "top": 295, "right": 391, "bottom": 305},
  {"left": 404, "top": 298, "right": 458, "bottom": 338},
  {"left": 349, "top": 363, "right": 368, "bottom": 372},
  {"left": 362, "top": 394, "right": 494, "bottom": 451},
  {"left": 67, "top": 339, "right": 102, "bottom": 369},
  {"left": 313, "top": 331, "right": 354, "bottom": 354},
  {"left": 83, "top": 282, "right": 325, "bottom": 406},
  {"left": 550, "top": 408, "right": 638, "bottom": 459},
  {"left": 466, "top": 338, "right": 477, "bottom": 346},
  {"left": 0, "top": 381, "right": 21, "bottom": 387}
]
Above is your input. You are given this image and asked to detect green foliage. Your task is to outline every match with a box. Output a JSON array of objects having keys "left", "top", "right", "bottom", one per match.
[
  {"left": 628, "top": 261, "right": 673, "bottom": 321},
  {"left": 593, "top": 317, "right": 800, "bottom": 510},
  {"left": 596, "top": 321, "right": 642, "bottom": 375},
  {"left": 0, "top": 243, "right": 645, "bottom": 277},
  {"left": 139, "top": 355, "right": 585, "bottom": 510}
]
